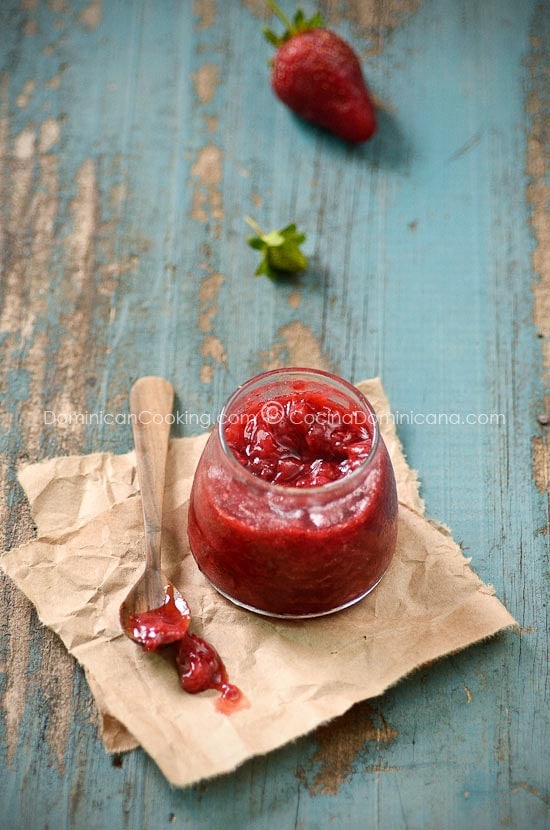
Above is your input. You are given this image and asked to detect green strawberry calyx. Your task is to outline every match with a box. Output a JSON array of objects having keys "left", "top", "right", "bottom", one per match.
[
  {"left": 245, "top": 216, "right": 308, "bottom": 280},
  {"left": 263, "top": 0, "right": 324, "bottom": 47}
]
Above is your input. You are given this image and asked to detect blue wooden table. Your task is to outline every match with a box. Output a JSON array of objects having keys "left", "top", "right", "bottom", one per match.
[{"left": 1, "top": 1, "right": 548, "bottom": 828}]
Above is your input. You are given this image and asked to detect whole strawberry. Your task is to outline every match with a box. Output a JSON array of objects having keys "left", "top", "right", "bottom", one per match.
[{"left": 264, "top": 1, "right": 377, "bottom": 143}]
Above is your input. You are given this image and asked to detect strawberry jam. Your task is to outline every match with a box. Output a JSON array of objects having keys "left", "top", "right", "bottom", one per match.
[
  {"left": 125, "top": 584, "right": 191, "bottom": 652},
  {"left": 176, "top": 633, "right": 248, "bottom": 714},
  {"left": 187, "top": 369, "right": 398, "bottom": 618},
  {"left": 123, "top": 589, "right": 246, "bottom": 712},
  {"left": 224, "top": 390, "right": 373, "bottom": 487}
]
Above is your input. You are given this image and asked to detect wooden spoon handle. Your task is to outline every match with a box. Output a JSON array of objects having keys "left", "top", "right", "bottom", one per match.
[{"left": 130, "top": 376, "right": 174, "bottom": 574}]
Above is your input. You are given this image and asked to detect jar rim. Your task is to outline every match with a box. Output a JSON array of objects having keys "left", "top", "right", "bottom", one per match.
[{"left": 217, "top": 367, "right": 381, "bottom": 494}]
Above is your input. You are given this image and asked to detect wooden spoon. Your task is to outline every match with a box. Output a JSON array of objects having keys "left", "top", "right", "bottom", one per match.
[{"left": 119, "top": 376, "right": 190, "bottom": 651}]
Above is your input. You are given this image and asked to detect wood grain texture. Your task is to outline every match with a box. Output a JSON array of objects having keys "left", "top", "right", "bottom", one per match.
[{"left": 0, "top": 1, "right": 548, "bottom": 828}]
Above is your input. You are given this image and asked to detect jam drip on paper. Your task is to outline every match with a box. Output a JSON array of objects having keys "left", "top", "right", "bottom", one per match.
[
  {"left": 176, "top": 632, "right": 247, "bottom": 715},
  {"left": 127, "top": 586, "right": 247, "bottom": 714}
]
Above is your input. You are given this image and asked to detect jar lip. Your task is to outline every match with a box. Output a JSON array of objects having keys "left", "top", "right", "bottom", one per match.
[{"left": 217, "top": 367, "right": 381, "bottom": 494}]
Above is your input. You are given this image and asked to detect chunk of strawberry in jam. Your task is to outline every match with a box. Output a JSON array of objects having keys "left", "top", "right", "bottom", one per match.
[{"left": 272, "top": 456, "right": 304, "bottom": 485}]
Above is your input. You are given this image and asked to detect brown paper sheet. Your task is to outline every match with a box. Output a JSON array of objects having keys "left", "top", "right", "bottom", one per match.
[{"left": 0, "top": 379, "right": 516, "bottom": 786}]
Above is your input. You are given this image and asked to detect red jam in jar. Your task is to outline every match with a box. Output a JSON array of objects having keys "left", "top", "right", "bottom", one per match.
[{"left": 187, "top": 368, "right": 398, "bottom": 618}]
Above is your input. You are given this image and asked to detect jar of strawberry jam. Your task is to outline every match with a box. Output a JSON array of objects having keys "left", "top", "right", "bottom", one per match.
[{"left": 187, "top": 368, "right": 398, "bottom": 618}]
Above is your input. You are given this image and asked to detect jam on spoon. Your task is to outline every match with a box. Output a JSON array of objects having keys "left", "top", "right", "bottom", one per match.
[{"left": 124, "top": 583, "right": 191, "bottom": 652}]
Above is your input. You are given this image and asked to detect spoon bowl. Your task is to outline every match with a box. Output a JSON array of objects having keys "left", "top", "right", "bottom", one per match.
[{"left": 119, "top": 377, "right": 191, "bottom": 651}]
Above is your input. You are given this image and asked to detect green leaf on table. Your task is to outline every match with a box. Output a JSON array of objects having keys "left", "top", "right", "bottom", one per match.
[{"left": 245, "top": 217, "right": 308, "bottom": 281}]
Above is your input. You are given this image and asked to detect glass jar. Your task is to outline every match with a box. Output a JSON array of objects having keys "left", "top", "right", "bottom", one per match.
[{"left": 187, "top": 368, "right": 398, "bottom": 618}]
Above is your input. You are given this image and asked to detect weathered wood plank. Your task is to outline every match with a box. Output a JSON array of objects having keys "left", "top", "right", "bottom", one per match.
[{"left": 0, "top": 1, "right": 548, "bottom": 828}]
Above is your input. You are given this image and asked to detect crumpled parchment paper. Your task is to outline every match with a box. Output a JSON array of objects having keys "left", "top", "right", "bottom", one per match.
[{"left": 0, "top": 379, "right": 516, "bottom": 786}]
